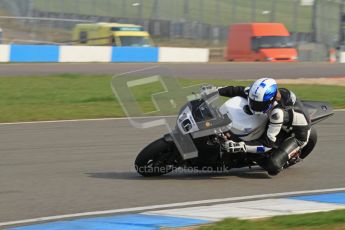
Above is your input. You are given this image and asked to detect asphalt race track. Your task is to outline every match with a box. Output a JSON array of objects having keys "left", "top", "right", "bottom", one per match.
[
  {"left": 1, "top": 62, "right": 345, "bottom": 79},
  {"left": 1, "top": 62, "right": 345, "bottom": 225},
  {"left": 1, "top": 112, "right": 344, "bottom": 223}
]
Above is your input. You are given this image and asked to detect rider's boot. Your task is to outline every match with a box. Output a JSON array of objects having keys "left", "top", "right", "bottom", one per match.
[{"left": 265, "top": 137, "right": 300, "bottom": 176}]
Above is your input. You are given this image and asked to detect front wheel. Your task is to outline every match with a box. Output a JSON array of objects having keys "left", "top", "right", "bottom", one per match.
[{"left": 135, "top": 138, "right": 178, "bottom": 177}]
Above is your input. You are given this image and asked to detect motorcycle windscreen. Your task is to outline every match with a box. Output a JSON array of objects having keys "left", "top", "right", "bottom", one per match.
[{"left": 170, "top": 128, "right": 198, "bottom": 160}]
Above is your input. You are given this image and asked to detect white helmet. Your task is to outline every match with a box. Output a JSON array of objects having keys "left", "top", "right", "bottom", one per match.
[{"left": 248, "top": 78, "right": 278, "bottom": 114}]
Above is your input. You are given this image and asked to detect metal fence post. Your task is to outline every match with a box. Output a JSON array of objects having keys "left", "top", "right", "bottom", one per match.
[
  {"left": 270, "top": 0, "right": 276, "bottom": 22},
  {"left": 138, "top": 0, "right": 143, "bottom": 20},
  {"left": 311, "top": 0, "right": 317, "bottom": 42},
  {"left": 184, "top": 0, "right": 189, "bottom": 21},
  {"left": 107, "top": 0, "right": 111, "bottom": 17},
  {"left": 251, "top": 0, "right": 256, "bottom": 22},
  {"left": 339, "top": 0, "right": 345, "bottom": 46},
  {"left": 199, "top": 0, "right": 204, "bottom": 23},
  {"left": 122, "top": 0, "right": 127, "bottom": 18},
  {"left": 216, "top": 0, "right": 220, "bottom": 25},
  {"left": 151, "top": 0, "right": 160, "bottom": 19},
  {"left": 28, "top": 0, "right": 33, "bottom": 17},
  {"left": 42, "top": 0, "right": 48, "bottom": 21},
  {"left": 231, "top": 0, "right": 237, "bottom": 24},
  {"left": 73, "top": 0, "right": 78, "bottom": 18},
  {"left": 75, "top": 0, "right": 82, "bottom": 17},
  {"left": 94, "top": 0, "right": 98, "bottom": 16},
  {"left": 49, "top": 0, "right": 55, "bottom": 41},
  {"left": 29, "top": 0, "right": 37, "bottom": 41},
  {"left": 90, "top": 0, "right": 94, "bottom": 16},
  {"left": 292, "top": 0, "right": 299, "bottom": 41}
]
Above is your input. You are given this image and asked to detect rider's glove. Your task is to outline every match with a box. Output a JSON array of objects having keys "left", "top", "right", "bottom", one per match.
[{"left": 223, "top": 140, "right": 247, "bottom": 153}]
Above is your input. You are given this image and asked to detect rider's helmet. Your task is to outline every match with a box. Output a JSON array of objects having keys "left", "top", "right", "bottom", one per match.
[{"left": 248, "top": 78, "right": 278, "bottom": 114}]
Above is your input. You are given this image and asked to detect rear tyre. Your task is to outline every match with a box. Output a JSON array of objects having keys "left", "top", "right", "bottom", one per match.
[
  {"left": 300, "top": 127, "right": 317, "bottom": 159},
  {"left": 135, "top": 138, "right": 177, "bottom": 177}
]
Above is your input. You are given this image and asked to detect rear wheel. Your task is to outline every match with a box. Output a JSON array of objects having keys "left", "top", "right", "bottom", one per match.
[
  {"left": 300, "top": 127, "right": 317, "bottom": 159},
  {"left": 135, "top": 138, "right": 178, "bottom": 177}
]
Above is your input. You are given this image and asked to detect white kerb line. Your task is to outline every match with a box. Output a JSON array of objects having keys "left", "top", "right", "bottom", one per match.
[{"left": 1, "top": 187, "right": 345, "bottom": 228}]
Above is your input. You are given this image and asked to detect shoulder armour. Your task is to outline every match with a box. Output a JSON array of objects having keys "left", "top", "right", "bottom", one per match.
[
  {"left": 270, "top": 107, "right": 284, "bottom": 124},
  {"left": 279, "top": 88, "right": 296, "bottom": 107}
]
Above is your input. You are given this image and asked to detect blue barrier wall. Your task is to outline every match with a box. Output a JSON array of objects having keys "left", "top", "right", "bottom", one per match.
[
  {"left": 10, "top": 45, "right": 60, "bottom": 62},
  {"left": 111, "top": 47, "right": 158, "bottom": 62}
]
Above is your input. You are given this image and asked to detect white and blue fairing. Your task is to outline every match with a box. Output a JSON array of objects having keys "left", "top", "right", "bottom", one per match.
[{"left": 219, "top": 96, "right": 268, "bottom": 141}]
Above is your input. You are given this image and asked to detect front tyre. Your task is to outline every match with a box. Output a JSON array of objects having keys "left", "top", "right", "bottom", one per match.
[{"left": 135, "top": 138, "right": 177, "bottom": 177}]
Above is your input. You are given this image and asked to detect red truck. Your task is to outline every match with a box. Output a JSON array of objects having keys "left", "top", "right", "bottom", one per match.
[{"left": 226, "top": 23, "right": 298, "bottom": 62}]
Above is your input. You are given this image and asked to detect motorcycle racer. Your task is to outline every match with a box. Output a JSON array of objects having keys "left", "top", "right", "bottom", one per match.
[{"left": 218, "top": 78, "right": 312, "bottom": 175}]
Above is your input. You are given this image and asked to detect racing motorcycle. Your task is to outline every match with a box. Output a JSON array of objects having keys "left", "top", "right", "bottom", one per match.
[{"left": 134, "top": 85, "right": 334, "bottom": 177}]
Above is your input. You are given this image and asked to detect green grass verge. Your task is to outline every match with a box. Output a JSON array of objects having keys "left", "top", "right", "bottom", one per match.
[
  {"left": 0, "top": 74, "right": 344, "bottom": 123},
  {"left": 199, "top": 209, "right": 345, "bottom": 230}
]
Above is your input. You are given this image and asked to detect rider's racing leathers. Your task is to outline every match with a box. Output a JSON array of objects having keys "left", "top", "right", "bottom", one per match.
[{"left": 218, "top": 86, "right": 311, "bottom": 174}]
